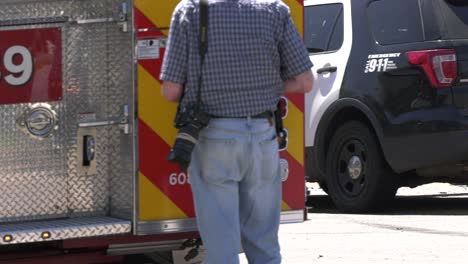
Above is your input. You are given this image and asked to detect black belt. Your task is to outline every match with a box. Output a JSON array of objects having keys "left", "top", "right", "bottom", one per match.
[{"left": 210, "top": 111, "right": 273, "bottom": 119}]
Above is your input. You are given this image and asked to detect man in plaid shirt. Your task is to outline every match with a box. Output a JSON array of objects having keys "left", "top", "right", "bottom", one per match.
[{"left": 161, "top": 0, "right": 313, "bottom": 263}]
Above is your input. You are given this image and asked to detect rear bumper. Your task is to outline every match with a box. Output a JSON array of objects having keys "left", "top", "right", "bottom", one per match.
[
  {"left": 383, "top": 117, "right": 468, "bottom": 173},
  {"left": 137, "top": 210, "right": 305, "bottom": 236}
]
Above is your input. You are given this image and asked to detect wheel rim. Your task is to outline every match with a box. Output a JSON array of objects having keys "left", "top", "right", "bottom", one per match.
[{"left": 336, "top": 139, "right": 367, "bottom": 197}]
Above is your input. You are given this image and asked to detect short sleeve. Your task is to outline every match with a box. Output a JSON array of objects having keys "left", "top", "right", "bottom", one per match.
[
  {"left": 279, "top": 12, "right": 313, "bottom": 81},
  {"left": 160, "top": 7, "right": 188, "bottom": 84}
]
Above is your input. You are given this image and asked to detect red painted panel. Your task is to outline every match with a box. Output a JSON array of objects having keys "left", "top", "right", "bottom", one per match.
[
  {"left": 139, "top": 120, "right": 196, "bottom": 217},
  {"left": 135, "top": 8, "right": 166, "bottom": 38},
  {"left": 0, "top": 28, "right": 62, "bottom": 104},
  {"left": 281, "top": 151, "right": 306, "bottom": 209}
]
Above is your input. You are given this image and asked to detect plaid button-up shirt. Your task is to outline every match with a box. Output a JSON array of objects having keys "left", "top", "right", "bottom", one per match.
[{"left": 161, "top": 0, "right": 313, "bottom": 117}]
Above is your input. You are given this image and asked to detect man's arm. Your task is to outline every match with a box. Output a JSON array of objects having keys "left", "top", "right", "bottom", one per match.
[
  {"left": 278, "top": 7, "right": 314, "bottom": 94},
  {"left": 284, "top": 70, "right": 314, "bottom": 93},
  {"left": 162, "top": 81, "right": 184, "bottom": 102},
  {"left": 160, "top": 4, "right": 188, "bottom": 102}
]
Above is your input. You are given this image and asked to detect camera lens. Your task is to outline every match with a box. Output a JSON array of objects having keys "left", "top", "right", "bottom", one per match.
[
  {"left": 167, "top": 150, "right": 190, "bottom": 170},
  {"left": 168, "top": 107, "right": 210, "bottom": 170},
  {"left": 167, "top": 124, "right": 201, "bottom": 170}
]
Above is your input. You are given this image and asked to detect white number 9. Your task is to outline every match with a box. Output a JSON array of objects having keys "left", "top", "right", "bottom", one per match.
[{"left": 4, "top": 45, "right": 33, "bottom": 86}]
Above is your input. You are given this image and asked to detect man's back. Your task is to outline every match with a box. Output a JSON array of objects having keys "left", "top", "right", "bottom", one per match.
[{"left": 161, "top": 0, "right": 310, "bottom": 117}]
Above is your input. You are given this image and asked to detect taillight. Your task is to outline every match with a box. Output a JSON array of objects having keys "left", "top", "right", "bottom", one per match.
[{"left": 406, "top": 49, "right": 458, "bottom": 88}]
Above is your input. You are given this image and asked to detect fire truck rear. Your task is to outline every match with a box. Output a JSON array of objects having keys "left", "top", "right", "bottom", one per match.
[{"left": 0, "top": 0, "right": 306, "bottom": 263}]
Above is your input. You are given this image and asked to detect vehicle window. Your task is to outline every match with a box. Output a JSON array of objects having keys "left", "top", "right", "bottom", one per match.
[
  {"left": 367, "top": 0, "right": 424, "bottom": 45},
  {"left": 328, "top": 10, "right": 344, "bottom": 51},
  {"left": 420, "top": 0, "right": 442, "bottom": 41},
  {"left": 436, "top": 0, "right": 468, "bottom": 39},
  {"left": 304, "top": 4, "right": 344, "bottom": 53}
]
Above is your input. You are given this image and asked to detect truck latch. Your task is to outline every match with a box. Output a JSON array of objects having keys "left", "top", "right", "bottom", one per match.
[{"left": 78, "top": 105, "right": 130, "bottom": 134}]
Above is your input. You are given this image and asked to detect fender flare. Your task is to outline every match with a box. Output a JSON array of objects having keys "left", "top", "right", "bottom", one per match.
[{"left": 310, "top": 98, "right": 390, "bottom": 181}]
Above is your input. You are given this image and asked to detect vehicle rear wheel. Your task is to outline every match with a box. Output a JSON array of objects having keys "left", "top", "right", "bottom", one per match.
[{"left": 326, "top": 121, "right": 397, "bottom": 213}]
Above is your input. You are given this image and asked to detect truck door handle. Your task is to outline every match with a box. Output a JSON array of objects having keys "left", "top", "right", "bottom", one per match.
[
  {"left": 78, "top": 105, "right": 130, "bottom": 134},
  {"left": 317, "top": 66, "right": 337, "bottom": 74}
]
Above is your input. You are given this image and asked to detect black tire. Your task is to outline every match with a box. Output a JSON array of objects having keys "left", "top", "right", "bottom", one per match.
[{"left": 326, "top": 121, "right": 397, "bottom": 213}]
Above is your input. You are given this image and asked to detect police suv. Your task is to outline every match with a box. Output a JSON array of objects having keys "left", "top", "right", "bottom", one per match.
[{"left": 304, "top": 0, "right": 468, "bottom": 212}]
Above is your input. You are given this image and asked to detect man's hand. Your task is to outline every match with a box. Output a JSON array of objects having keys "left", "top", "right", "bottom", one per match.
[
  {"left": 162, "top": 81, "right": 184, "bottom": 102},
  {"left": 284, "top": 70, "right": 314, "bottom": 93}
]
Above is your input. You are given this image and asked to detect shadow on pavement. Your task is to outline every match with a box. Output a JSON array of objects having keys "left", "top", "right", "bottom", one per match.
[{"left": 306, "top": 193, "right": 468, "bottom": 215}]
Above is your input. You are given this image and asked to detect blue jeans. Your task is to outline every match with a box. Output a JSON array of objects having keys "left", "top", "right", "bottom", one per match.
[{"left": 188, "top": 118, "right": 282, "bottom": 264}]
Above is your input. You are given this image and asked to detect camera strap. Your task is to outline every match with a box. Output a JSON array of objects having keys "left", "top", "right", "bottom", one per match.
[{"left": 196, "top": 0, "right": 209, "bottom": 111}]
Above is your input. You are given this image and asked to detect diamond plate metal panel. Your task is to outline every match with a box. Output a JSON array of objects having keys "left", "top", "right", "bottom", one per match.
[
  {"left": 0, "top": 216, "right": 131, "bottom": 245},
  {"left": 108, "top": 24, "right": 135, "bottom": 219},
  {"left": 0, "top": 0, "right": 112, "bottom": 21},
  {"left": 66, "top": 22, "right": 113, "bottom": 217},
  {"left": 0, "top": 102, "right": 68, "bottom": 222},
  {"left": 62, "top": 0, "right": 135, "bottom": 218},
  {"left": 0, "top": 0, "right": 135, "bottom": 224}
]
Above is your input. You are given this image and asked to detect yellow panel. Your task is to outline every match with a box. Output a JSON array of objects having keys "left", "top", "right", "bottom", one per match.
[
  {"left": 282, "top": 201, "right": 292, "bottom": 211},
  {"left": 284, "top": 0, "right": 304, "bottom": 36},
  {"left": 283, "top": 103, "right": 305, "bottom": 166},
  {"left": 136, "top": 0, "right": 304, "bottom": 216},
  {"left": 281, "top": 1, "right": 305, "bottom": 167},
  {"left": 139, "top": 173, "right": 187, "bottom": 221},
  {"left": 138, "top": 65, "right": 178, "bottom": 146},
  {"left": 135, "top": 0, "right": 179, "bottom": 29},
  {"left": 135, "top": 0, "right": 303, "bottom": 36}
]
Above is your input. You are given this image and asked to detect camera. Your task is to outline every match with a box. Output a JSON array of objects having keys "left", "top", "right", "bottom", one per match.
[{"left": 167, "top": 104, "right": 211, "bottom": 170}]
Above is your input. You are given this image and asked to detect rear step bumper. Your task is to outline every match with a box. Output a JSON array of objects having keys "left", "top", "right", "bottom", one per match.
[
  {"left": 0, "top": 210, "right": 305, "bottom": 245},
  {"left": 136, "top": 209, "right": 305, "bottom": 235},
  {"left": 0, "top": 216, "right": 131, "bottom": 245}
]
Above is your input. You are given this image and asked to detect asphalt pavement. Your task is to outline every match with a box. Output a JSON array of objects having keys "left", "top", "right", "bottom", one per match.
[{"left": 239, "top": 183, "right": 468, "bottom": 264}]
